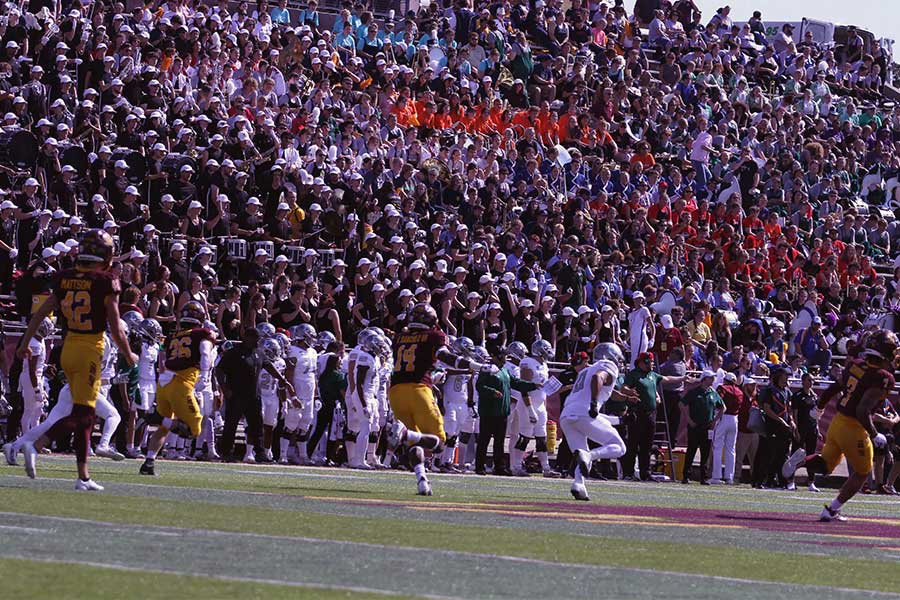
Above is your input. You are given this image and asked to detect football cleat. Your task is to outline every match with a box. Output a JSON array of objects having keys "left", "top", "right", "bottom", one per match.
[
  {"left": 782, "top": 448, "right": 807, "bottom": 481},
  {"left": 511, "top": 468, "right": 530, "bottom": 478},
  {"left": 22, "top": 442, "right": 37, "bottom": 479},
  {"left": 542, "top": 469, "right": 562, "bottom": 479},
  {"left": 3, "top": 442, "right": 17, "bottom": 466},
  {"left": 416, "top": 477, "right": 433, "bottom": 496},
  {"left": 786, "top": 482, "right": 797, "bottom": 491},
  {"left": 820, "top": 504, "right": 848, "bottom": 522},
  {"left": 95, "top": 445, "right": 125, "bottom": 461},
  {"left": 125, "top": 448, "right": 145, "bottom": 459},
  {"left": 570, "top": 482, "right": 590, "bottom": 501},
  {"left": 387, "top": 420, "right": 408, "bottom": 449},
  {"left": 139, "top": 459, "right": 156, "bottom": 476},
  {"left": 75, "top": 478, "right": 104, "bottom": 491}
]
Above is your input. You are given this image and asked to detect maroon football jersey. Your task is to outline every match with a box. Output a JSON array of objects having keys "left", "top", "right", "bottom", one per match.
[
  {"left": 836, "top": 358, "right": 895, "bottom": 421},
  {"left": 53, "top": 268, "right": 120, "bottom": 334},
  {"left": 391, "top": 328, "right": 447, "bottom": 386},
  {"left": 165, "top": 327, "right": 215, "bottom": 372}
]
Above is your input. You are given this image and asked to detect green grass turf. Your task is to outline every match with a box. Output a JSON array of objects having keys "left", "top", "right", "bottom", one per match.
[
  {"left": 0, "top": 557, "right": 401, "bottom": 599},
  {"left": 1, "top": 458, "right": 900, "bottom": 599}
]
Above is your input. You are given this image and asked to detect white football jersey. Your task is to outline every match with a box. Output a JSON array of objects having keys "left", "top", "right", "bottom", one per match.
[
  {"left": 443, "top": 371, "right": 471, "bottom": 405},
  {"left": 349, "top": 348, "right": 380, "bottom": 402},
  {"left": 519, "top": 357, "right": 549, "bottom": 386},
  {"left": 259, "top": 357, "right": 285, "bottom": 399},
  {"left": 195, "top": 344, "right": 216, "bottom": 392},
  {"left": 561, "top": 360, "right": 619, "bottom": 419},
  {"left": 288, "top": 345, "right": 318, "bottom": 398},
  {"left": 138, "top": 341, "right": 159, "bottom": 384},
  {"left": 101, "top": 333, "right": 119, "bottom": 380},
  {"left": 19, "top": 338, "right": 46, "bottom": 393}
]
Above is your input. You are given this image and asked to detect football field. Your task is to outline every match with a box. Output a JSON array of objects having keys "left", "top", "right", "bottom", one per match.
[{"left": 1, "top": 458, "right": 900, "bottom": 599}]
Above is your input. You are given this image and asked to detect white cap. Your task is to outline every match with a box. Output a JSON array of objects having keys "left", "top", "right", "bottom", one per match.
[
  {"left": 114, "top": 160, "right": 129, "bottom": 169},
  {"left": 24, "top": 178, "right": 38, "bottom": 187},
  {"left": 415, "top": 286, "right": 429, "bottom": 296},
  {"left": 42, "top": 247, "right": 59, "bottom": 258},
  {"left": 357, "top": 257, "right": 372, "bottom": 267},
  {"left": 275, "top": 254, "right": 289, "bottom": 263},
  {"left": 143, "top": 224, "right": 156, "bottom": 232},
  {"left": 125, "top": 185, "right": 139, "bottom": 195},
  {"left": 247, "top": 197, "right": 262, "bottom": 206},
  {"left": 660, "top": 314, "right": 674, "bottom": 329},
  {"left": 277, "top": 202, "right": 290, "bottom": 211},
  {"left": 577, "top": 305, "right": 593, "bottom": 316},
  {"left": 103, "top": 220, "right": 117, "bottom": 229},
  {"left": 171, "top": 242, "right": 185, "bottom": 252},
  {"left": 0, "top": 200, "right": 15, "bottom": 210},
  {"left": 520, "top": 298, "right": 534, "bottom": 308},
  {"left": 255, "top": 248, "right": 269, "bottom": 257},
  {"left": 399, "top": 289, "right": 413, "bottom": 298},
  {"left": 188, "top": 201, "right": 203, "bottom": 210}
]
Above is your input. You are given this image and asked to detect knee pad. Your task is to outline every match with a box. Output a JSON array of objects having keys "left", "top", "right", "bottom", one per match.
[
  {"left": 445, "top": 434, "right": 458, "bottom": 448},
  {"left": 145, "top": 411, "right": 163, "bottom": 426},
  {"left": 368, "top": 432, "right": 379, "bottom": 443},
  {"left": 344, "top": 430, "right": 359, "bottom": 442},
  {"left": 514, "top": 435, "right": 531, "bottom": 451},
  {"left": 459, "top": 432, "right": 472, "bottom": 444},
  {"left": 535, "top": 436, "right": 548, "bottom": 453}
]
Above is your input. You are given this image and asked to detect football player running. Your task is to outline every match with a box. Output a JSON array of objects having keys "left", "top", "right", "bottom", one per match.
[
  {"left": 783, "top": 331, "right": 899, "bottom": 522},
  {"left": 388, "top": 304, "right": 497, "bottom": 496},
  {"left": 561, "top": 343, "right": 638, "bottom": 501},
  {"left": 14, "top": 229, "right": 136, "bottom": 490},
  {"left": 512, "top": 340, "right": 561, "bottom": 478},
  {"left": 139, "top": 302, "right": 215, "bottom": 476},
  {"left": 284, "top": 324, "right": 318, "bottom": 464}
]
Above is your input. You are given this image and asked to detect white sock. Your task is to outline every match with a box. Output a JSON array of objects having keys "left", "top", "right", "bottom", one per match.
[
  {"left": 573, "top": 465, "right": 586, "bottom": 486},
  {"left": 280, "top": 438, "right": 289, "bottom": 459},
  {"left": 458, "top": 437, "right": 470, "bottom": 466},
  {"left": 243, "top": 444, "right": 254, "bottom": 459},
  {"left": 367, "top": 441, "right": 377, "bottom": 464},
  {"left": 830, "top": 498, "right": 844, "bottom": 512},
  {"left": 441, "top": 445, "right": 455, "bottom": 466},
  {"left": 345, "top": 441, "right": 356, "bottom": 465},
  {"left": 383, "top": 448, "right": 395, "bottom": 467},
  {"left": 538, "top": 451, "right": 551, "bottom": 471},
  {"left": 297, "top": 435, "right": 309, "bottom": 461},
  {"left": 141, "top": 428, "right": 150, "bottom": 447},
  {"left": 590, "top": 445, "right": 624, "bottom": 461},
  {"left": 146, "top": 449, "right": 157, "bottom": 460},
  {"left": 406, "top": 430, "right": 422, "bottom": 445},
  {"left": 414, "top": 463, "right": 427, "bottom": 481},
  {"left": 509, "top": 448, "right": 523, "bottom": 471}
]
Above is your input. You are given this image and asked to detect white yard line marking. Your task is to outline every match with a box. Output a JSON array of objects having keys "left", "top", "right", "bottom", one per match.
[
  {"left": 0, "top": 554, "right": 454, "bottom": 599},
  {"left": 1, "top": 511, "right": 898, "bottom": 598},
  {"left": 0, "top": 524, "right": 48, "bottom": 534}
]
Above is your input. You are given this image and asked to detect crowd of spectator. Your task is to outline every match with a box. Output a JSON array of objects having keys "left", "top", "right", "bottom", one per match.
[{"left": 0, "top": 0, "right": 899, "bottom": 488}]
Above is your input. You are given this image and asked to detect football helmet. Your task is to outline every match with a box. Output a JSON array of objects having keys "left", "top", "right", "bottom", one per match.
[
  {"left": 863, "top": 330, "right": 900, "bottom": 364},
  {"left": 505, "top": 342, "right": 528, "bottom": 361},
  {"left": 274, "top": 332, "right": 291, "bottom": 355},
  {"left": 408, "top": 302, "right": 438, "bottom": 329},
  {"left": 138, "top": 318, "right": 163, "bottom": 343},
  {"left": 259, "top": 337, "right": 283, "bottom": 363},
  {"left": 451, "top": 336, "right": 476, "bottom": 357},
  {"left": 531, "top": 339, "right": 554, "bottom": 360},
  {"left": 78, "top": 228, "right": 115, "bottom": 265},
  {"left": 289, "top": 323, "right": 316, "bottom": 345},
  {"left": 179, "top": 301, "right": 207, "bottom": 326},
  {"left": 255, "top": 322, "right": 277, "bottom": 339},
  {"left": 357, "top": 328, "right": 381, "bottom": 353},
  {"left": 121, "top": 310, "right": 144, "bottom": 332},
  {"left": 592, "top": 343, "right": 625, "bottom": 368},
  {"left": 315, "top": 330, "right": 336, "bottom": 350}
]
